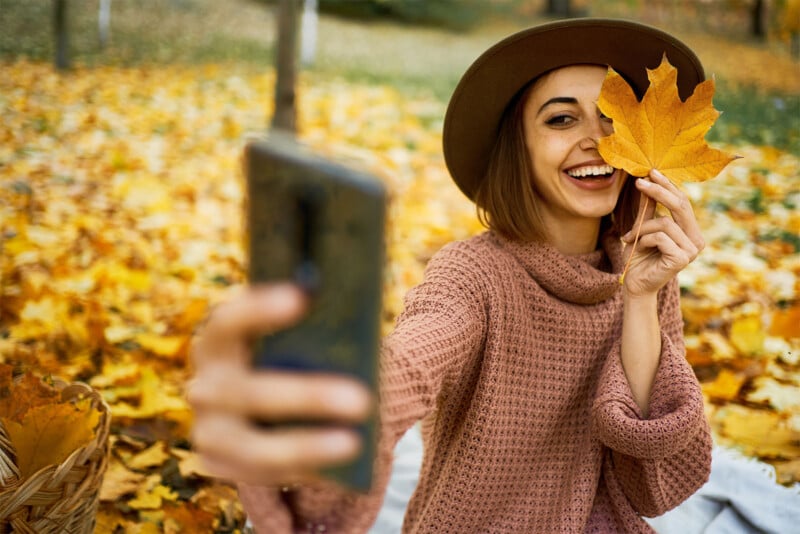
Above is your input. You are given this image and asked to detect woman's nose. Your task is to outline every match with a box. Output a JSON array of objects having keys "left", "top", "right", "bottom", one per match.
[{"left": 580, "top": 115, "right": 612, "bottom": 150}]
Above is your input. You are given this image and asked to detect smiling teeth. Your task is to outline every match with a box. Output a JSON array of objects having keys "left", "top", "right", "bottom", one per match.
[{"left": 567, "top": 165, "right": 614, "bottom": 178}]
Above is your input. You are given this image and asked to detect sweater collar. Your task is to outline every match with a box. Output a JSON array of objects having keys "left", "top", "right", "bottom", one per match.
[{"left": 493, "top": 230, "right": 624, "bottom": 305}]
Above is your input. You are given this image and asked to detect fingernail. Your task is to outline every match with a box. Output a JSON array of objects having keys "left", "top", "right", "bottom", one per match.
[
  {"left": 637, "top": 178, "right": 651, "bottom": 188},
  {"left": 263, "top": 284, "right": 306, "bottom": 312},
  {"left": 331, "top": 383, "right": 372, "bottom": 419},
  {"left": 652, "top": 169, "right": 666, "bottom": 180},
  {"left": 622, "top": 231, "right": 632, "bottom": 242},
  {"left": 325, "top": 429, "right": 361, "bottom": 457}
]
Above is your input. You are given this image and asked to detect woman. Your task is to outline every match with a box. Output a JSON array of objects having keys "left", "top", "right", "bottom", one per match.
[{"left": 189, "top": 19, "right": 713, "bottom": 533}]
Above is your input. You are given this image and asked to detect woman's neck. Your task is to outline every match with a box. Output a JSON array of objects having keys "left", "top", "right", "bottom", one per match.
[{"left": 543, "top": 218, "right": 601, "bottom": 255}]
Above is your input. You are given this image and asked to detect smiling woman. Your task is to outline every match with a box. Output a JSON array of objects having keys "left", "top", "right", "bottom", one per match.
[{"left": 190, "top": 18, "right": 714, "bottom": 533}]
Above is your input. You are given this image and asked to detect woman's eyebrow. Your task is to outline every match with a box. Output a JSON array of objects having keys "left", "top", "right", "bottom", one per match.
[{"left": 537, "top": 96, "right": 578, "bottom": 116}]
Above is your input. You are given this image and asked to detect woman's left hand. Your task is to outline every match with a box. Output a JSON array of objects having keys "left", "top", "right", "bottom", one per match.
[{"left": 621, "top": 169, "right": 705, "bottom": 297}]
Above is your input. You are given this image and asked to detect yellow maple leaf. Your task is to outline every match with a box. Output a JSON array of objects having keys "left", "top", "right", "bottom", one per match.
[
  {"left": 702, "top": 369, "right": 745, "bottom": 401},
  {"left": 128, "top": 482, "right": 179, "bottom": 510},
  {"left": 3, "top": 398, "right": 102, "bottom": 478},
  {"left": 715, "top": 405, "right": 800, "bottom": 458},
  {"left": 729, "top": 314, "right": 766, "bottom": 356},
  {"left": 597, "top": 55, "right": 739, "bottom": 184}
]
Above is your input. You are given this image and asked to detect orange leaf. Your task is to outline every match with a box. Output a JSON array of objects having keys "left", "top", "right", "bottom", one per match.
[
  {"left": 597, "top": 55, "right": 739, "bottom": 184},
  {"left": 702, "top": 369, "right": 745, "bottom": 401},
  {"left": 715, "top": 405, "right": 800, "bottom": 458},
  {"left": 769, "top": 305, "right": 800, "bottom": 338},
  {"left": 0, "top": 370, "right": 60, "bottom": 423},
  {"left": 3, "top": 398, "right": 101, "bottom": 478}
]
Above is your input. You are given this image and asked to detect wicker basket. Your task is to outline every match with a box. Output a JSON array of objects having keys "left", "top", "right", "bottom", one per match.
[{"left": 0, "top": 379, "right": 111, "bottom": 534}]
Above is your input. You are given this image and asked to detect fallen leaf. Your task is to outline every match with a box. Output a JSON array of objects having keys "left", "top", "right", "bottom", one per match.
[
  {"left": 702, "top": 369, "right": 745, "bottom": 401},
  {"left": 126, "top": 441, "right": 171, "bottom": 471},
  {"left": 715, "top": 405, "right": 800, "bottom": 458},
  {"left": 128, "top": 480, "right": 180, "bottom": 510},
  {"left": 100, "top": 458, "right": 147, "bottom": 501},
  {"left": 730, "top": 314, "right": 766, "bottom": 356},
  {"left": 747, "top": 376, "right": 800, "bottom": 412}
]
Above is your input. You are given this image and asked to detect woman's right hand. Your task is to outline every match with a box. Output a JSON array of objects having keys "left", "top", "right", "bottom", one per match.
[{"left": 187, "top": 283, "right": 373, "bottom": 486}]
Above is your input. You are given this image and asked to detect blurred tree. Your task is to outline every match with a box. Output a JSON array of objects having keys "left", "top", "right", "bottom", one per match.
[
  {"left": 273, "top": 0, "right": 299, "bottom": 133},
  {"left": 545, "top": 0, "right": 572, "bottom": 17},
  {"left": 54, "top": 0, "right": 69, "bottom": 69},
  {"left": 751, "top": 0, "right": 767, "bottom": 38},
  {"left": 300, "top": 0, "right": 318, "bottom": 66},
  {"left": 99, "top": 0, "right": 111, "bottom": 49},
  {"left": 784, "top": 0, "right": 800, "bottom": 57},
  {"left": 317, "top": 0, "right": 489, "bottom": 30}
]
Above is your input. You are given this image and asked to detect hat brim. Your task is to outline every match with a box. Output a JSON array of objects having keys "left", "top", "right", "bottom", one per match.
[{"left": 443, "top": 18, "right": 705, "bottom": 201}]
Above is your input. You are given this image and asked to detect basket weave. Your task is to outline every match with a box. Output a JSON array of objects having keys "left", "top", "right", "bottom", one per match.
[{"left": 0, "top": 379, "right": 111, "bottom": 534}]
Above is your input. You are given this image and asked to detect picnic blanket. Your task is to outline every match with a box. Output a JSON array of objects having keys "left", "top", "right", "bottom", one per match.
[{"left": 369, "top": 425, "right": 800, "bottom": 534}]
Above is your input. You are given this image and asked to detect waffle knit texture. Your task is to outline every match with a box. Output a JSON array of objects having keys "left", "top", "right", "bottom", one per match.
[{"left": 239, "top": 230, "right": 713, "bottom": 533}]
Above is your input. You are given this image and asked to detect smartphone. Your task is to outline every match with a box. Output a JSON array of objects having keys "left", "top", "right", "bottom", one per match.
[{"left": 244, "top": 133, "right": 386, "bottom": 492}]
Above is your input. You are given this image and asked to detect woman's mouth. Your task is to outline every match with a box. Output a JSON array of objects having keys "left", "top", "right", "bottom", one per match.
[
  {"left": 563, "top": 164, "right": 618, "bottom": 189},
  {"left": 566, "top": 164, "right": 615, "bottom": 180}
]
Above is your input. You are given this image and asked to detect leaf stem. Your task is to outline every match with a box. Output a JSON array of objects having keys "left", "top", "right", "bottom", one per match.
[{"left": 620, "top": 196, "right": 650, "bottom": 285}]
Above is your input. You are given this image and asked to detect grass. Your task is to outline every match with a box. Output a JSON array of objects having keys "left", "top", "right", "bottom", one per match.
[{"left": 2, "top": 0, "right": 798, "bottom": 154}]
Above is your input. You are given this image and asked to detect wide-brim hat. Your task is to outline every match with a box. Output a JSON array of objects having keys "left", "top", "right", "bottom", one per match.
[{"left": 443, "top": 18, "right": 705, "bottom": 201}]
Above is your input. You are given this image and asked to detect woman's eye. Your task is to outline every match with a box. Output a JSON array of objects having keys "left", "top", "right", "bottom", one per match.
[{"left": 545, "top": 114, "right": 575, "bottom": 126}]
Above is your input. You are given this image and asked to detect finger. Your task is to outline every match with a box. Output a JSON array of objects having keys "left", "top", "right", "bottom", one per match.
[
  {"left": 188, "top": 370, "right": 373, "bottom": 423},
  {"left": 197, "top": 452, "right": 323, "bottom": 486},
  {"left": 205, "top": 284, "right": 308, "bottom": 340},
  {"left": 649, "top": 168, "right": 683, "bottom": 196},
  {"left": 641, "top": 171, "right": 704, "bottom": 250},
  {"left": 634, "top": 232, "right": 692, "bottom": 269},
  {"left": 624, "top": 216, "right": 698, "bottom": 259},
  {"left": 193, "top": 284, "right": 308, "bottom": 365},
  {"left": 632, "top": 179, "right": 657, "bottom": 225},
  {"left": 192, "top": 413, "right": 363, "bottom": 475}
]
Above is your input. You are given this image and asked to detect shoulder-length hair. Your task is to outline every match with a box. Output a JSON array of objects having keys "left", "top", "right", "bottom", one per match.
[{"left": 474, "top": 82, "right": 639, "bottom": 243}]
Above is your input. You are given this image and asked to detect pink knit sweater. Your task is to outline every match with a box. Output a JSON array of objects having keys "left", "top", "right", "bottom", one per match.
[{"left": 239, "top": 230, "right": 712, "bottom": 533}]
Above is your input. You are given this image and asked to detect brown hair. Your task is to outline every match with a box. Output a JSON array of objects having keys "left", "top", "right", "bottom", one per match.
[{"left": 474, "top": 83, "right": 639, "bottom": 243}]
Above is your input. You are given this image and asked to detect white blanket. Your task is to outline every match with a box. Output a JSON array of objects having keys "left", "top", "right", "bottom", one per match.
[{"left": 369, "top": 425, "right": 800, "bottom": 534}]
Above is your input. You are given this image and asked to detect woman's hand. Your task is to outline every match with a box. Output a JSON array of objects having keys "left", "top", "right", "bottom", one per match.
[
  {"left": 187, "top": 284, "right": 373, "bottom": 486},
  {"left": 621, "top": 169, "right": 705, "bottom": 298}
]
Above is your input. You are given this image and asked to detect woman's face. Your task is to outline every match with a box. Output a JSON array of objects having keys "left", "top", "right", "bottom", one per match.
[{"left": 522, "top": 65, "right": 627, "bottom": 230}]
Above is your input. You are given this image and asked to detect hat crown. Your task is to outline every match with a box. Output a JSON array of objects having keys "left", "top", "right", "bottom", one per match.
[{"left": 443, "top": 18, "right": 705, "bottom": 201}]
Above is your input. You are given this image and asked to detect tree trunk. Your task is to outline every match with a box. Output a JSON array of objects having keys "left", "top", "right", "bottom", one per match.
[
  {"left": 54, "top": 0, "right": 70, "bottom": 70},
  {"left": 272, "top": 0, "right": 299, "bottom": 133},
  {"left": 545, "top": 0, "right": 572, "bottom": 17},
  {"left": 751, "top": 0, "right": 766, "bottom": 39},
  {"left": 99, "top": 0, "right": 112, "bottom": 49},
  {"left": 300, "top": 0, "right": 318, "bottom": 66}
]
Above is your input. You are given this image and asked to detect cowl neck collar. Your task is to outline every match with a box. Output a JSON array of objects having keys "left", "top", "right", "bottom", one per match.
[{"left": 493, "top": 230, "right": 625, "bottom": 305}]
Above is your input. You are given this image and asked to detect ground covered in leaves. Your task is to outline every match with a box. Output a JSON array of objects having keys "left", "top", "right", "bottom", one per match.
[{"left": 1, "top": 58, "right": 798, "bottom": 532}]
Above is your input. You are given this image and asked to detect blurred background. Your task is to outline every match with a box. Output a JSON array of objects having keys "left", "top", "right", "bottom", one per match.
[{"left": 1, "top": 1, "right": 799, "bottom": 533}]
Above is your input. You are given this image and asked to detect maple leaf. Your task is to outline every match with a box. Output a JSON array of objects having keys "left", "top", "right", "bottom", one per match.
[
  {"left": 597, "top": 55, "right": 739, "bottom": 184},
  {"left": 597, "top": 55, "right": 741, "bottom": 284},
  {"left": 0, "top": 370, "right": 60, "bottom": 423},
  {"left": 3, "top": 398, "right": 102, "bottom": 478}
]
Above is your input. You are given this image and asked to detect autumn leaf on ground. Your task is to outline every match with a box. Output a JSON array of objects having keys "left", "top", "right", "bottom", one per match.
[{"left": 597, "top": 55, "right": 739, "bottom": 184}]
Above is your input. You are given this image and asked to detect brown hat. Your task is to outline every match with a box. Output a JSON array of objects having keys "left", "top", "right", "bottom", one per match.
[{"left": 443, "top": 18, "right": 705, "bottom": 200}]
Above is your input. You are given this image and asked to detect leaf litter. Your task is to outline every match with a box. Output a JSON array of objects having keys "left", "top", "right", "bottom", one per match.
[{"left": 0, "top": 60, "right": 798, "bottom": 531}]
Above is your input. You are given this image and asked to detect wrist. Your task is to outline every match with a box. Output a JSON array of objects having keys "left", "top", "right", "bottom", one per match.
[{"left": 622, "top": 287, "right": 658, "bottom": 307}]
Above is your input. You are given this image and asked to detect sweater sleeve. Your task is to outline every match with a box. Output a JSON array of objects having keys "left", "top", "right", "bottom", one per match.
[
  {"left": 239, "top": 241, "right": 487, "bottom": 533},
  {"left": 590, "top": 277, "right": 712, "bottom": 517}
]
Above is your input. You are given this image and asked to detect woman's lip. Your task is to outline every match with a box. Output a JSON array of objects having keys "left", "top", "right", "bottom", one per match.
[{"left": 563, "top": 168, "right": 619, "bottom": 190}]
